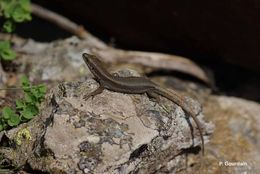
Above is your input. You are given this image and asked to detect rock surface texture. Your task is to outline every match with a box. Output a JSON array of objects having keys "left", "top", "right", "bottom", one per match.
[
  {"left": 0, "top": 35, "right": 259, "bottom": 173},
  {"left": 0, "top": 70, "right": 212, "bottom": 173},
  {"left": 2, "top": 77, "right": 259, "bottom": 173}
]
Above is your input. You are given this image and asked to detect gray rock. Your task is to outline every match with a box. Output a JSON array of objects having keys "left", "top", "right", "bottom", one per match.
[{"left": 0, "top": 73, "right": 212, "bottom": 173}]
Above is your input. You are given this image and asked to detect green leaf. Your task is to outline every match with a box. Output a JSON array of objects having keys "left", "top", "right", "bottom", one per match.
[
  {"left": 16, "top": 99, "right": 25, "bottom": 109},
  {"left": 3, "top": 1, "right": 16, "bottom": 18},
  {"left": 0, "top": 40, "right": 9, "bottom": 49},
  {"left": 2, "top": 0, "right": 31, "bottom": 23},
  {"left": 31, "top": 87, "right": 45, "bottom": 101},
  {"left": 12, "top": 5, "right": 31, "bottom": 22},
  {"left": 0, "top": 40, "right": 16, "bottom": 60},
  {"left": 0, "top": 47, "right": 16, "bottom": 60},
  {"left": 2, "top": 106, "right": 15, "bottom": 120},
  {"left": 7, "top": 113, "right": 20, "bottom": 126},
  {"left": 0, "top": 0, "right": 9, "bottom": 11},
  {"left": 38, "top": 85, "right": 47, "bottom": 95},
  {"left": 24, "top": 93, "right": 36, "bottom": 103},
  {"left": 0, "top": 123, "right": 7, "bottom": 131},
  {"left": 31, "top": 87, "right": 39, "bottom": 98},
  {"left": 0, "top": 124, "right": 4, "bottom": 131},
  {"left": 0, "top": 40, "right": 10, "bottom": 51},
  {"left": 21, "top": 75, "right": 30, "bottom": 88},
  {"left": 2, "top": 20, "right": 15, "bottom": 33},
  {"left": 19, "top": 0, "right": 31, "bottom": 11},
  {"left": 0, "top": 117, "right": 8, "bottom": 131},
  {"left": 21, "top": 110, "right": 33, "bottom": 119},
  {"left": 21, "top": 105, "right": 38, "bottom": 119}
]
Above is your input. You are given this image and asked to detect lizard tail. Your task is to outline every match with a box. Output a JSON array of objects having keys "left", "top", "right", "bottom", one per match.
[{"left": 154, "top": 86, "right": 205, "bottom": 156}]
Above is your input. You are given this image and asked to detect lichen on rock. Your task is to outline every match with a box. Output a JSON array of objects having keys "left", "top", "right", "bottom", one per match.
[{"left": 0, "top": 70, "right": 212, "bottom": 173}]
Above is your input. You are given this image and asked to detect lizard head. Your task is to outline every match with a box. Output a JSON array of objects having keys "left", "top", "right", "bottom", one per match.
[{"left": 82, "top": 53, "right": 106, "bottom": 80}]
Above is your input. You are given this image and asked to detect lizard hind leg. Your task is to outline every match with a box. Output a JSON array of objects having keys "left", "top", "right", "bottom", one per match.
[
  {"left": 147, "top": 91, "right": 161, "bottom": 103},
  {"left": 83, "top": 86, "right": 104, "bottom": 101}
]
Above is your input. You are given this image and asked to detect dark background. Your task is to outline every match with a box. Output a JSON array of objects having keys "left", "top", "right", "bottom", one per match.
[{"left": 16, "top": 0, "right": 260, "bottom": 101}]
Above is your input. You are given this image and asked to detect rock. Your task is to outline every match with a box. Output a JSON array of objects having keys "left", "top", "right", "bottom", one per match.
[
  {"left": 198, "top": 96, "right": 260, "bottom": 174},
  {"left": 2, "top": 67, "right": 260, "bottom": 173},
  {"left": 0, "top": 70, "right": 212, "bottom": 173},
  {"left": 1, "top": 34, "right": 259, "bottom": 173}
]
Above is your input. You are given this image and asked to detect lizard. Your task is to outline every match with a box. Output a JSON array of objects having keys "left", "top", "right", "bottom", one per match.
[{"left": 82, "top": 53, "right": 204, "bottom": 156}]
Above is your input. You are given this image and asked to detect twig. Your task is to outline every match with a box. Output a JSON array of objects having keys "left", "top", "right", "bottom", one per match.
[
  {"left": 31, "top": 3, "right": 89, "bottom": 39},
  {"left": 0, "top": 62, "right": 7, "bottom": 85},
  {"left": 2, "top": 2, "right": 211, "bottom": 85},
  {"left": 0, "top": 87, "right": 23, "bottom": 90},
  {"left": 93, "top": 49, "right": 211, "bottom": 84}
]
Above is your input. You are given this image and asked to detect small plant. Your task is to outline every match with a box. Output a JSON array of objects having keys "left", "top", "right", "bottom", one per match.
[
  {"left": 0, "top": 76, "right": 46, "bottom": 131},
  {"left": 0, "top": 0, "right": 32, "bottom": 33},
  {"left": 0, "top": 40, "right": 16, "bottom": 60},
  {"left": 0, "top": 0, "right": 32, "bottom": 60}
]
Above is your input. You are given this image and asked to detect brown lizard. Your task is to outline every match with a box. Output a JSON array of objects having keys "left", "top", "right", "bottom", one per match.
[{"left": 82, "top": 53, "right": 204, "bottom": 156}]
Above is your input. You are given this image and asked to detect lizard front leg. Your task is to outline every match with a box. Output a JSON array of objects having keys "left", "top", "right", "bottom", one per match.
[{"left": 83, "top": 86, "right": 104, "bottom": 101}]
